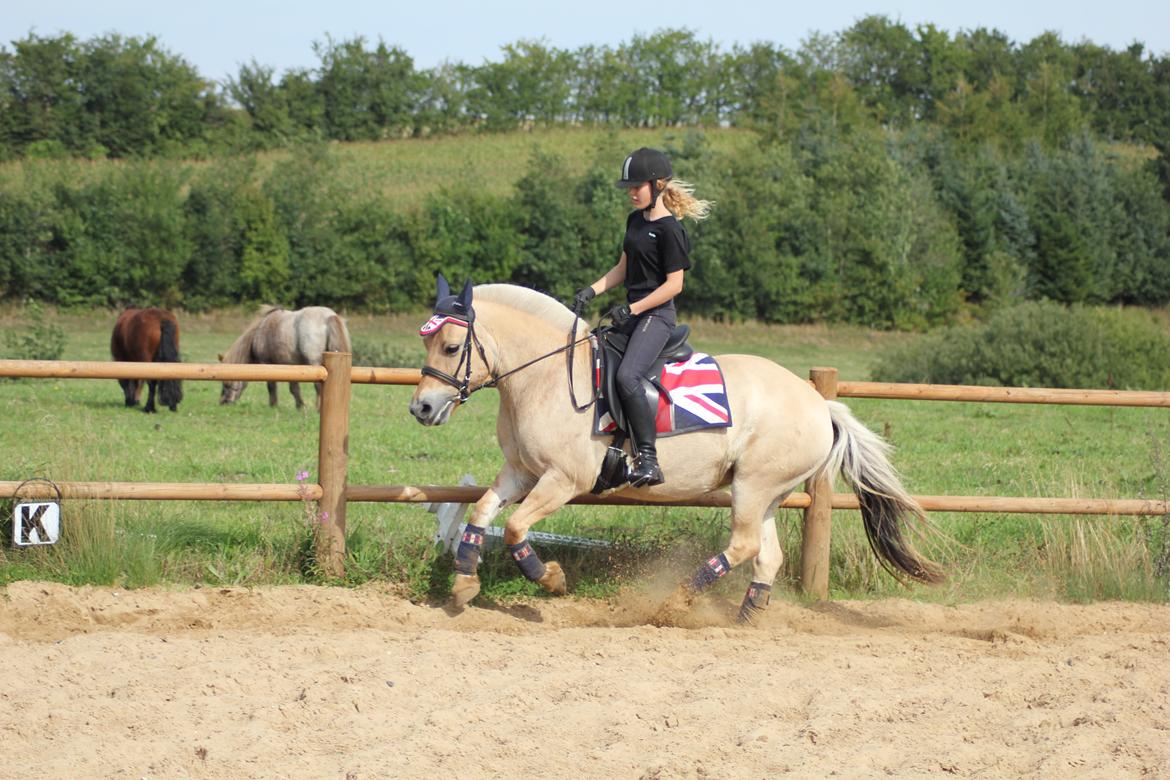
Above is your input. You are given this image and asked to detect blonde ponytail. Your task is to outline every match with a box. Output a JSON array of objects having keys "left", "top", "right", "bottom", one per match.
[{"left": 659, "top": 178, "right": 713, "bottom": 221}]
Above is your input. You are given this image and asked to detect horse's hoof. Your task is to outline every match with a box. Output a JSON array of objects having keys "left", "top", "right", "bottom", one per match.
[
  {"left": 736, "top": 583, "right": 772, "bottom": 625},
  {"left": 736, "top": 602, "right": 767, "bottom": 625},
  {"left": 450, "top": 573, "right": 481, "bottom": 608},
  {"left": 538, "top": 561, "right": 567, "bottom": 595}
]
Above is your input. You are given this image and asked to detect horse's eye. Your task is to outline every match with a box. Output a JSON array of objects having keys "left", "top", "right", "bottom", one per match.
[{"left": 443, "top": 344, "right": 460, "bottom": 356}]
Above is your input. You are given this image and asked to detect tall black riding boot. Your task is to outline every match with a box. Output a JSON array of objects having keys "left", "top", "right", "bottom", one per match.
[{"left": 621, "top": 388, "right": 665, "bottom": 487}]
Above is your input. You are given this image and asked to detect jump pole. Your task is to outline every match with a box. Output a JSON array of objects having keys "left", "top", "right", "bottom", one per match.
[
  {"left": 803, "top": 367, "right": 838, "bottom": 600},
  {"left": 317, "top": 351, "right": 352, "bottom": 578}
]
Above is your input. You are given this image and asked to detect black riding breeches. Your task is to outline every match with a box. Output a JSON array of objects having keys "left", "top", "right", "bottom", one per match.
[{"left": 615, "top": 312, "right": 674, "bottom": 398}]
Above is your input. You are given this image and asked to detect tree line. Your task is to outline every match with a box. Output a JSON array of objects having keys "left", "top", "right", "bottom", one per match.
[
  {"left": 1, "top": 19, "right": 1169, "bottom": 160},
  {"left": 2, "top": 125, "right": 1167, "bottom": 328},
  {"left": 1, "top": 18, "right": 1168, "bottom": 328}
]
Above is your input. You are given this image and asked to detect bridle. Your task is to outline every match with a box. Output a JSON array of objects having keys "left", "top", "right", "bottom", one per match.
[
  {"left": 419, "top": 317, "right": 493, "bottom": 404},
  {"left": 420, "top": 305, "right": 597, "bottom": 410}
]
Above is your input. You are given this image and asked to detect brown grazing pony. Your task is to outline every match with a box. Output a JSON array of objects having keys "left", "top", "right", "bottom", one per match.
[{"left": 110, "top": 307, "right": 184, "bottom": 413}]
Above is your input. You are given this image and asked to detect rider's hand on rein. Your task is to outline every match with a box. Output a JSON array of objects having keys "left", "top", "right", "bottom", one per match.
[
  {"left": 608, "top": 304, "right": 632, "bottom": 328},
  {"left": 573, "top": 286, "right": 596, "bottom": 309}
]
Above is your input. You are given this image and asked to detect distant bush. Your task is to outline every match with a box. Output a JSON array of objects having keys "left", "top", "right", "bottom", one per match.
[
  {"left": 2, "top": 299, "right": 66, "bottom": 361},
  {"left": 350, "top": 338, "right": 423, "bottom": 368},
  {"left": 871, "top": 301, "right": 1170, "bottom": 389},
  {"left": 1, "top": 131, "right": 1168, "bottom": 327}
]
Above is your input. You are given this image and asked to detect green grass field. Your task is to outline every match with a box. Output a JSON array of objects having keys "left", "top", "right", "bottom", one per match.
[{"left": 2, "top": 305, "right": 1168, "bottom": 604}]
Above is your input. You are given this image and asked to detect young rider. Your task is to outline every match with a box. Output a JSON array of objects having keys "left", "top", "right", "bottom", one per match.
[{"left": 573, "top": 147, "right": 712, "bottom": 487}]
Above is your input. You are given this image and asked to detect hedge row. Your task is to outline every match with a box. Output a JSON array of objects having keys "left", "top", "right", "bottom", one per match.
[{"left": 1, "top": 130, "right": 1168, "bottom": 328}]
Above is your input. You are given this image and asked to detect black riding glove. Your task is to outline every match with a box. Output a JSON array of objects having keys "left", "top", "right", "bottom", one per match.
[
  {"left": 572, "top": 286, "right": 596, "bottom": 309},
  {"left": 609, "top": 304, "right": 633, "bottom": 328}
]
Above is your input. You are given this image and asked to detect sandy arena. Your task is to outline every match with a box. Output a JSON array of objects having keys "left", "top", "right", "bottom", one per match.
[{"left": 1, "top": 582, "right": 1168, "bottom": 778}]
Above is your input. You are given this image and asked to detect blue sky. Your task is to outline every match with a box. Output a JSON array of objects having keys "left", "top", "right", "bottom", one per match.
[{"left": 5, "top": 0, "right": 1168, "bottom": 83}]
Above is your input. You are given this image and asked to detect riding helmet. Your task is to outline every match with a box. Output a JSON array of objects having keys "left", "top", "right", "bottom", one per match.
[{"left": 615, "top": 148, "right": 673, "bottom": 188}]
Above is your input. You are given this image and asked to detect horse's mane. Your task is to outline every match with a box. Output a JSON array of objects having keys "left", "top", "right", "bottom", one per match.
[
  {"left": 223, "top": 305, "right": 283, "bottom": 362},
  {"left": 473, "top": 285, "right": 588, "bottom": 331}
]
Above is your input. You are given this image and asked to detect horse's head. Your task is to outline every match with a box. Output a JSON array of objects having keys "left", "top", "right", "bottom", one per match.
[
  {"left": 220, "top": 380, "right": 246, "bottom": 404},
  {"left": 410, "top": 275, "right": 491, "bottom": 425},
  {"left": 217, "top": 353, "right": 247, "bottom": 404}
]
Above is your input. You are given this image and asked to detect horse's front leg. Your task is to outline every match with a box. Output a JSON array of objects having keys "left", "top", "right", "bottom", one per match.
[
  {"left": 119, "top": 379, "right": 137, "bottom": 407},
  {"left": 501, "top": 470, "right": 578, "bottom": 596},
  {"left": 450, "top": 463, "right": 536, "bottom": 608},
  {"left": 288, "top": 382, "right": 305, "bottom": 410},
  {"left": 267, "top": 381, "right": 279, "bottom": 407}
]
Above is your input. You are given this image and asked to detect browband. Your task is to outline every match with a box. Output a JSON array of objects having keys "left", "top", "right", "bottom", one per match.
[{"left": 419, "top": 314, "right": 469, "bottom": 336}]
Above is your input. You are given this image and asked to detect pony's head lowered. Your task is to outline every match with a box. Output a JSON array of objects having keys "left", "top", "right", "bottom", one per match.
[{"left": 218, "top": 305, "right": 279, "bottom": 404}]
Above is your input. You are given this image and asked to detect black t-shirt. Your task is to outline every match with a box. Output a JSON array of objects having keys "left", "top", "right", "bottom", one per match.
[{"left": 622, "top": 210, "right": 692, "bottom": 303}]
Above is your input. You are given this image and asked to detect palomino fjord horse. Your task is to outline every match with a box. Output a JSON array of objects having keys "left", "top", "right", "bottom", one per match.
[
  {"left": 219, "top": 305, "right": 351, "bottom": 410},
  {"left": 410, "top": 279, "right": 942, "bottom": 619},
  {"left": 110, "top": 307, "right": 184, "bottom": 413}
]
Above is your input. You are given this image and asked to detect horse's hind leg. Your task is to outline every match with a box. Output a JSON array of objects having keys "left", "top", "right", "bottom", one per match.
[
  {"left": 143, "top": 380, "right": 158, "bottom": 413},
  {"left": 738, "top": 501, "right": 785, "bottom": 624},
  {"left": 686, "top": 473, "right": 779, "bottom": 599},
  {"left": 267, "top": 381, "right": 279, "bottom": 407}
]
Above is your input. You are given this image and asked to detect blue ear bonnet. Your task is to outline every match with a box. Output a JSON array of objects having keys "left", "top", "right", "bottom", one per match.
[
  {"left": 419, "top": 274, "right": 474, "bottom": 336},
  {"left": 433, "top": 274, "right": 474, "bottom": 322}
]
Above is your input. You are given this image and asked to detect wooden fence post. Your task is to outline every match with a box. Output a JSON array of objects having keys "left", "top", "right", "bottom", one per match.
[
  {"left": 317, "top": 351, "right": 352, "bottom": 578},
  {"left": 802, "top": 367, "right": 838, "bottom": 600}
]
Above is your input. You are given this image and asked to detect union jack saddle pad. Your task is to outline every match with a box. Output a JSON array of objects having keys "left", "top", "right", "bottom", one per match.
[{"left": 594, "top": 352, "right": 733, "bottom": 437}]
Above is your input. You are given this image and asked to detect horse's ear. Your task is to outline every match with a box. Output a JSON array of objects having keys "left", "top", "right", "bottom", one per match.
[
  {"left": 457, "top": 279, "right": 473, "bottom": 309},
  {"left": 435, "top": 273, "right": 451, "bottom": 303}
]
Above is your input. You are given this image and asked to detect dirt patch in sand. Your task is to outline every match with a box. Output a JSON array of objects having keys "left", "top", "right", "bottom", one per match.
[{"left": 1, "top": 582, "right": 1168, "bottom": 778}]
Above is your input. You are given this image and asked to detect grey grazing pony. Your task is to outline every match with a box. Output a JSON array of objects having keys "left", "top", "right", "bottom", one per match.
[{"left": 219, "top": 305, "right": 351, "bottom": 409}]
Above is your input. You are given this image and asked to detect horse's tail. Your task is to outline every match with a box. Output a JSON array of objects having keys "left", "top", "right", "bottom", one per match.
[
  {"left": 819, "top": 400, "right": 943, "bottom": 584},
  {"left": 155, "top": 317, "right": 184, "bottom": 409},
  {"left": 326, "top": 314, "right": 351, "bottom": 354}
]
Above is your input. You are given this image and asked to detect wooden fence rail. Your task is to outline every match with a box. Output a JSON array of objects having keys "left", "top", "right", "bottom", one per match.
[
  {"left": 0, "top": 359, "right": 326, "bottom": 382},
  {"left": 837, "top": 380, "right": 1170, "bottom": 407},
  {"left": 346, "top": 485, "right": 1170, "bottom": 516},
  {"left": 2, "top": 357, "right": 1169, "bottom": 596},
  {"left": 5, "top": 480, "right": 1163, "bottom": 517},
  {"left": 0, "top": 481, "right": 323, "bottom": 501}
]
